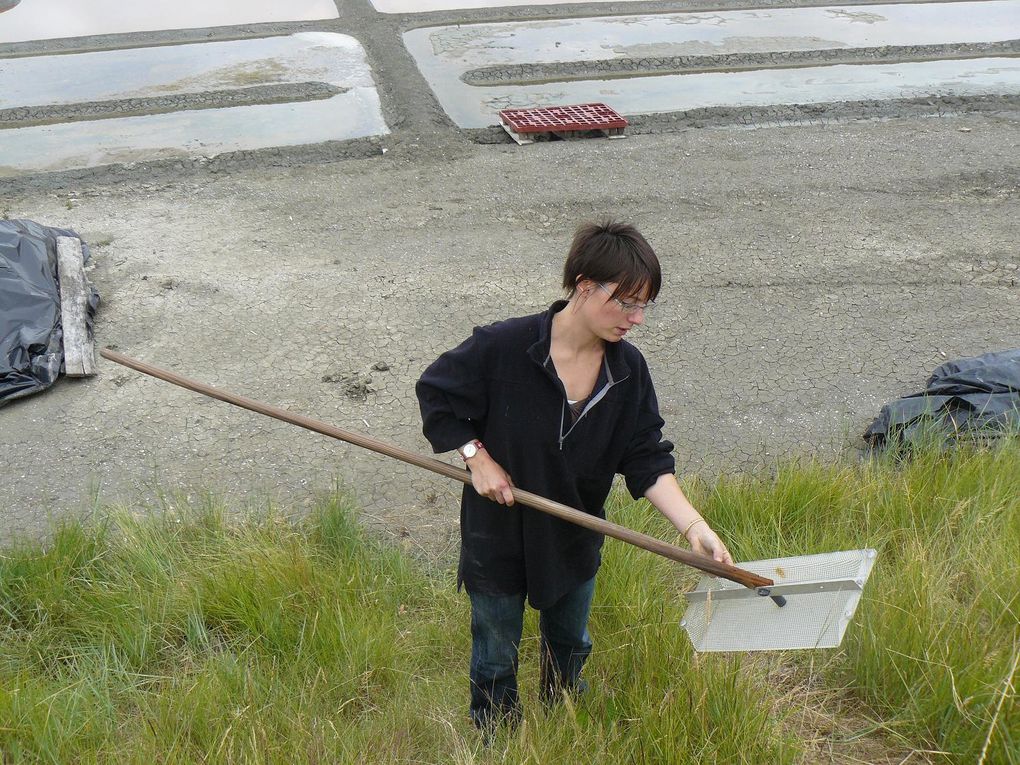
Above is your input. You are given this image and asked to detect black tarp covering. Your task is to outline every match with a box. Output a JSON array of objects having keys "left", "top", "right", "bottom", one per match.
[
  {"left": 0, "top": 219, "right": 99, "bottom": 407},
  {"left": 865, "top": 349, "right": 1020, "bottom": 446}
]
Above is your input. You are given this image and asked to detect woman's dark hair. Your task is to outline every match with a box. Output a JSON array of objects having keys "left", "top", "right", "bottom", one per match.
[{"left": 562, "top": 219, "right": 661, "bottom": 302}]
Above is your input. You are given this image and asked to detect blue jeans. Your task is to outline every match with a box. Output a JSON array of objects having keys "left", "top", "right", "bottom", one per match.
[{"left": 467, "top": 577, "right": 595, "bottom": 729}]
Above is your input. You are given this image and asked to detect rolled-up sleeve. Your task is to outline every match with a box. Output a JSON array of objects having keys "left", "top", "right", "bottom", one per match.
[
  {"left": 416, "top": 326, "right": 492, "bottom": 454},
  {"left": 617, "top": 362, "right": 675, "bottom": 498}
]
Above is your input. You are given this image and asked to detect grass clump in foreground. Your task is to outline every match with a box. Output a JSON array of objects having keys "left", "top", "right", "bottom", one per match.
[{"left": 0, "top": 440, "right": 1017, "bottom": 764}]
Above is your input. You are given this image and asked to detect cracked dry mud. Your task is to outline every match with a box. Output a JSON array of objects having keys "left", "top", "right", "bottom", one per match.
[{"left": 1, "top": 114, "right": 1018, "bottom": 560}]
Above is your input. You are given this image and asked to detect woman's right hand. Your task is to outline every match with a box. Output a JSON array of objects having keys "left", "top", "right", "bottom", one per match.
[{"left": 466, "top": 451, "right": 515, "bottom": 506}]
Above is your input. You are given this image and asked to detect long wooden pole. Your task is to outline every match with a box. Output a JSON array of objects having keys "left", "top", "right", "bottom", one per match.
[{"left": 100, "top": 349, "right": 774, "bottom": 590}]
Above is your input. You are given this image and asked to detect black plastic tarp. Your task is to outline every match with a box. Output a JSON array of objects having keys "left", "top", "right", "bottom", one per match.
[
  {"left": 0, "top": 219, "right": 99, "bottom": 407},
  {"left": 865, "top": 349, "right": 1020, "bottom": 446}
]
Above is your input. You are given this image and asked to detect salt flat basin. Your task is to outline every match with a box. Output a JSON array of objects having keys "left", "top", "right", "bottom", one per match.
[
  {"left": 0, "top": 33, "right": 375, "bottom": 108},
  {"left": 372, "top": 0, "right": 645, "bottom": 11},
  {"left": 406, "top": 2, "right": 1020, "bottom": 68},
  {"left": 0, "top": 0, "right": 339, "bottom": 43},
  {"left": 0, "top": 34, "right": 388, "bottom": 176},
  {"left": 417, "top": 58, "right": 1020, "bottom": 128},
  {"left": 403, "top": 1, "right": 1020, "bottom": 128}
]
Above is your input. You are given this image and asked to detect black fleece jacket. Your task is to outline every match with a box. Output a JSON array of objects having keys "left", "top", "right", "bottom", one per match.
[{"left": 416, "top": 301, "right": 675, "bottom": 609}]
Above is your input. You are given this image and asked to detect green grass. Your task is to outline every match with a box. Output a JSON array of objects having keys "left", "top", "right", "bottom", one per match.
[{"left": 0, "top": 440, "right": 1017, "bottom": 764}]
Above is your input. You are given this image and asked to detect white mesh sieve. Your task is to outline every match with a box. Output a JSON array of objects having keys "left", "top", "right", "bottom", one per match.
[{"left": 682, "top": 549, "right": 877, "bottom": 652}]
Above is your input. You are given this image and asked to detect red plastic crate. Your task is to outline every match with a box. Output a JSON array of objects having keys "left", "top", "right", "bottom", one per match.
[{"left": 499, "top": 103, "right": 628, "bottom": 134}]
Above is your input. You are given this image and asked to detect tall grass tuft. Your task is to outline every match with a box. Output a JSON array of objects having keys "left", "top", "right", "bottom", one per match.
[
  {"left": 0, "top": 494, "right": 469, "bottom": 763},
  {"left": 688, "top": 438, "right": 1020, "bottom": 763},
  {"left": 0, "top": 439, "right": 1017, "bottom": 763}
]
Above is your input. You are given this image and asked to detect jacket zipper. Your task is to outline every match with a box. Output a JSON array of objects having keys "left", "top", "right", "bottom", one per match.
[{"left": 556, "top": 356, "right": 628, "bottom": 450}]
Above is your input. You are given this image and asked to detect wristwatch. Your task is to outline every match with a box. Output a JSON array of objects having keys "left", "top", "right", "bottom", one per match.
[{"left": 457, "top": 439, "right": 484, "bottom": 461}]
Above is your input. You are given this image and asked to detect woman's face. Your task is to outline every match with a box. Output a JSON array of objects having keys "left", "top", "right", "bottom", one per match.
[{"left": 578, "top": 279, "right": 651, "bottom": 343}]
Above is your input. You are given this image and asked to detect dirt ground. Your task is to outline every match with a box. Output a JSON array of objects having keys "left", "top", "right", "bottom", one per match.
[
  {"left": 1, "top": 0, "right": 1019, "bottom": 558},
  {"left": 2, "top": 110, "right": 1018, "bottom": 554}
]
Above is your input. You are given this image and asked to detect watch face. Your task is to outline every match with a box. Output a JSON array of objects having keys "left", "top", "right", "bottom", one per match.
[{"left": 461, "top": 443, "right": 478, "bottom": 459}]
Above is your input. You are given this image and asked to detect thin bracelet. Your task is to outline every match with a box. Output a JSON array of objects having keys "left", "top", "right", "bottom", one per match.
[{"left": 683, "top": 518, "right": 706, "bottom": 537}]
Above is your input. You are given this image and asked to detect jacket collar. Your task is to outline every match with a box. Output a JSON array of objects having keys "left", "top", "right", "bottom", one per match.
[{"left": 526, "top": 300, "right": 632, "bottom": 382}]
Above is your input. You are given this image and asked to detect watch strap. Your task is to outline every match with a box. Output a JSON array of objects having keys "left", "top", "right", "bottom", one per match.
[{"left": 457, "top": 439, "right": 484, "bottom": 460}]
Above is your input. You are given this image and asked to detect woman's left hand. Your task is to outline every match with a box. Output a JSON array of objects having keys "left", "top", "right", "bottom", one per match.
[
  {"left": 685, "top": 522, "right": 734, "bottom": 565},
  {"left": 643, "top": 475, "right": 735, "bottom": 566}
]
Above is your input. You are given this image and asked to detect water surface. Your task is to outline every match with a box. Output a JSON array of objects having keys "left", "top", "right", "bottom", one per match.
[
  {"left": 1, "top": 33, "right": 370, "bottom": 108},
  {"left": 0, "top": 0, "right": 339, "bottom": 43},
  {"left": 373, "top": 0, "right": 642, "bottom": 11},
  {"left": 403, "top": 1, "right": 1020, "bottom": 128},
  {"left": 409, "top": 2, "right": 1020, "bottom": 67},
  {"left": 0, "top": 34, "right": 388, "bottom": 175}
]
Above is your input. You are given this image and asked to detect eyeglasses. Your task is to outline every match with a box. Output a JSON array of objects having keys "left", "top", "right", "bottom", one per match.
[{"left": 596, "top": 283, "right": 655, "bottom": 316}]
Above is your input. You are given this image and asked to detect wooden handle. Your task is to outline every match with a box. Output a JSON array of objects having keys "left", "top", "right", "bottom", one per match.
[{"left": 100, "top": 349, "right": 773, "bottom": 590}]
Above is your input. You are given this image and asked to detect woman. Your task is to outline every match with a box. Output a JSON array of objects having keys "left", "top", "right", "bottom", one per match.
[{"left": 416, "top": 219, "right": 732, "bottom": 732}]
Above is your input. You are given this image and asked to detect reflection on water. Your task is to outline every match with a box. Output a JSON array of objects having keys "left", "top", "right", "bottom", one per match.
[
  {"left": 409, "top": 2, "right": 1020, "bottom": 67},
  {"left": 373, "top": 0, "right": 628, "bottom": 11},
  {"left": 439, "top": 58, "right": 1020, "bottom": 128},
  {"left": 403, "top": 1, "right": 1020, "bottom": 128},
  {"left": 0, "top": 34, "right": 389, "bottom": 175},
  {"left": 0, "top": 92, "right": 386, "bottom": 176},
  {"left": 0, "top": 0, "right": 338, "bottom": 43},
  {"left": 0, "top": 33, "right": 373, "bottom": 108}
]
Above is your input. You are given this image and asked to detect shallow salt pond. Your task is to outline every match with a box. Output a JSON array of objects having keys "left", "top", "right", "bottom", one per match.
[
  {"left": 0, "top": 34, "right": 388, "bottom": 175},
  {"left": 1, "top": 33, "right": 369, "bottom": 107},
  {"left": 0, "top": 0, "right": 339, "bottom": 43},
  {"left": 372, "top": 0, "right": 647, "bottom": 11},
  {"left": 424, "top": 58, "right": 1020, "bottom": 129},
  {"left": 408, "top": 2, "right": 1020, "bottom": 65},
  {"left": 403, "top": 1, "right": 1020, "bottom": 128}
]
